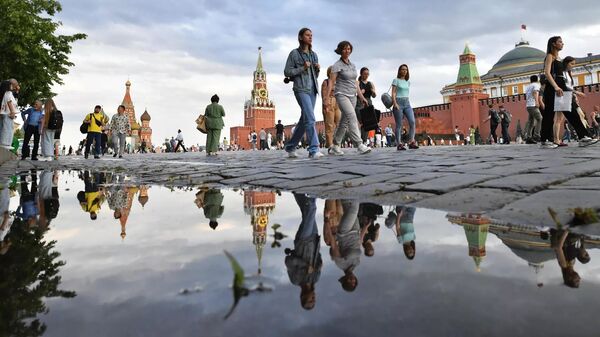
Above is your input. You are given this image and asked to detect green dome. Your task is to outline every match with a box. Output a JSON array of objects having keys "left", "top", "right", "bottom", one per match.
[{"left": 491, "top": 42, "right": 545, "bottom": 70}]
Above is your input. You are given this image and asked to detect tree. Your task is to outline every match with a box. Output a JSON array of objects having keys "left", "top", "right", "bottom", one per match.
[{"left": 0, "top": 0, "right": 87, "bottom": 107}]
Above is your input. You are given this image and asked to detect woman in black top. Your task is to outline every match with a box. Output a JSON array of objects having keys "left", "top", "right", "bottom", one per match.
[{"left": 540, "top": 36, "right": 564, "bottom": 148}]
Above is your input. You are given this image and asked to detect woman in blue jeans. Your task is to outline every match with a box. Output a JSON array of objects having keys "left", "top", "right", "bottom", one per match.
[{"left": 391, "top": 64, "right": 418, "bottom": 150}]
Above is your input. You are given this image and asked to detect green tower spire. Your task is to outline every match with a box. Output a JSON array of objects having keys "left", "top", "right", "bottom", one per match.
[{"left": 456, "top": 43, "right": 482, "bottom": 86}]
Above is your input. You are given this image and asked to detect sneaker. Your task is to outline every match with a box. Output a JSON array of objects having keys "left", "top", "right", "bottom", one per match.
[
  {"left": 287, "top": 150, "right": 298, "bottom": 158},
  {"left": 408, "top": 142, "right": 419, "bottom": 149},
  {"left": 525, "top": 138, "right": 537, "bottom": 144},
  {"left": 113, "top": 153, "right": 117, "bottom": 158},
  {"left": 397, "top": 144, "right": 406, "bottom": 151},
  {"left": 118, "top": 155, "right": 123, "bottom": 158},
  {"left": 357, "top": 144, "right": 371, "bottom": 154},
  {"left": 309, "top": 151, "right": 324, "bottom": 159},
  {"left": 38, "top": 156, "right": 51, "bottom": 161},
  {"left": 329, "top": 145, "right": 344, "bottom": 156},
  {"left": 579, "top": 137, "right": 599, "bottom": 147},
  {"left": 540, "top": 141, "right": 558, "bottom": 149},
  {"left": 94, "top": 155, "right": 100, "bottom": 159}
]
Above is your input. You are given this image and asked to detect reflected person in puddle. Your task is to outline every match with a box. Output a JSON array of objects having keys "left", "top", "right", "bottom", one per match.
[
  {"left": 0, "top": 178, "right": 15, "bottom": 255},
  {"left": 38, "top": 170, "right": 60, "bottom": 230},
  {"left": 551, "top": 229, "right": 590, "bottom": 288},
  {"left": 329, "top": 200, "right": 361, "bottom": 292},
  {"left": 195, "top": 188, "right": 224, "bottom": 230},
  {"left": 358, "top": 203, "right": 382, "bottom": 257},
  {"left": 77, "top": 171, "right": 106, "bottom": 220},
  {"left": 285, "top": 193, "right": 322, "bottom": 310},
  {"left": 16, "top": 170, "right": 39, "bottom": 228},
  {"left": 385, "top": 206, "right": 417, "bottom": 260},
  {"left": 105, "top": 173, "right": 130, "bottom": 237}
]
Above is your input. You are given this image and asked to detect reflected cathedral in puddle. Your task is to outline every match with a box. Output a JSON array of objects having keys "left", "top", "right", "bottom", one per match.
[{"left": 3, "top": 170, "right": 600, "bottom": 336}]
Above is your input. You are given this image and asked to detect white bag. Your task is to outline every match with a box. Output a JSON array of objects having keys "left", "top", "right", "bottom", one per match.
[{"left": 554, "top": 92, "right": 573, "bottom": 112}]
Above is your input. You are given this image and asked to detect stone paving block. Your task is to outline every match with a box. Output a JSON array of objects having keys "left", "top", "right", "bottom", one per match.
[
  {"left": 387, "top": 172, "right": 450, "bottom": 184},
  {"left": 534, "top": 159, "right": 600, "bottom": 175},
  {"left": 220, "top": 172, "right": 275, "bottom": 185},
  {"left": 283, "top": 167, "right": 332, "bottom": 179},
  {"left": 411, "top": 188, "right": 528, "bottom": 212},
  {"left": 549, "top": 176, "right": 600, "bottom": 190},
  {"left": 317, "top": 183, "right": 403, "bottom": 200},
  {"left": 405, "top": 173, "right": 496, "bottom": 193},
  {"left": 366, "top": 190, "right": 436, "bottom": 205},
  {"left": 271, "top": 173, "right": 360, "bottom": 190},
  {"left": 332, "top": 173, "right": 404, "bottom": 187},
  {"left": 488, "top": 189, "right": 600, "bottom": 228},
  {"left": 245, "top": 177, "right": 291, "bottom": 188},
  {"left": 476, "top": 173, "right": 572, "bottom": 192}
]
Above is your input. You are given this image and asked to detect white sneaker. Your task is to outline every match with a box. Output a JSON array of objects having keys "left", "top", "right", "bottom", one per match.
[
  {"left": 38, "top": 156, "right": 52, "bottom": 161},
  {"left": 287, "top": 150, "right": 298, "bottom": 158},
  {"left": 579, "top": 137, "right": 599, "bottom": 147},
  {"left": 309, "top": 151, "right": 324, "bottom": 159},
  {"left": 357, "top": 144, "right": 372, "bottom": 154},
  {"left": 328, "top": 145, "right": 344, "bottom": 156},
  {"left": 540, "top": 141, "right": 558, "bottom": 149}
]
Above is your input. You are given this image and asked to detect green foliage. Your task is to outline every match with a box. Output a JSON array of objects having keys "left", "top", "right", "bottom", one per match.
[
  {"left": 0, "top": 217, "right": 76, "bottom": 336},
  {"left": 0, "top": 0, "right": 87, "bottom": 106},
  {"left": 13, "top": 128, "right": 24, "bottom": 140}
]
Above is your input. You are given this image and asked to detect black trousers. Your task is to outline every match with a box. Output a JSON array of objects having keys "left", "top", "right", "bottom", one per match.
[
  {"left": 541, "top": 88, "right": 555, "bottom": 142},
  {"left": 490, "top": 122, "right": 498, "bottom": 143},
  {"left": 22, "top": 125, "right": 40, "bottom": 159},
  {"left": 501, "top": 123, "right": 510, "bottom": 144},
  {"left": 174, "top": 140, "right": 187, "bottom": 152},
  {"left": 563, "top": 103, "right": 590, "bottom": 139}
]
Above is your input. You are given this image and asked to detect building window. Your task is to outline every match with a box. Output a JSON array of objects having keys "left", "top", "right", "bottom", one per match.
[
  {"left": 512, "top": 86, "right": 519, "bottom": 95},
  {"left": 490, "top": 87, "right": 497, "bottom": 97},
  {"left": 502, "top": 87, "right": 508, "bottom": 96},
  {"left": 584, "top": 74, "right": 592, "bottom": 85}
]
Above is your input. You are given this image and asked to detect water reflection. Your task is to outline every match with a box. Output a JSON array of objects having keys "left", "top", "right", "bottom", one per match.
[
  {"left": 2, "top": 170, "right": 600, "bottom": 336},
  {"left": 0, "top": 173, "right": 75, "bottom": 337}
]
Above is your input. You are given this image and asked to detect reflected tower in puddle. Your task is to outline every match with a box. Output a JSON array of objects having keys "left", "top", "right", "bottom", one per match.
[
  {"left": 119, "top": 186, "right": 139, "bottom": 240},
  {"left": 448, "top": 213, "right": 490, "bottom": 272},
  {"left": 138, "top": 185, "right": 149, "bottom": 209},
  {"left": 244, "top": 191, "right": 276, "bottom": 275}
]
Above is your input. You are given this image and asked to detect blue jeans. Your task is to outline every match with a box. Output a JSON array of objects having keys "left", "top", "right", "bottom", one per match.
[
  {"left": 285, "top": 92, "right": 319, "bottom": 154},
  {"left": 392, "top": 97, "right": 415, "bottom": 143},
  {"left": 293, "top": 193, "right": 318, "bottom": 241},
  {"left": 85, "top": 132, "right": 102, "bottom": 156}
]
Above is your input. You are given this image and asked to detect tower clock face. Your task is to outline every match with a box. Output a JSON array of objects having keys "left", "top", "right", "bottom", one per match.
[{"left": 258, "top": 88, "right": 267, "bottom": 98}]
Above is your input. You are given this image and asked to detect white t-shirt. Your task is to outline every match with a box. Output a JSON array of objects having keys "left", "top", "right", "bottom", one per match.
[
  {"left": 525, "top": 82, "right": 541, "bottom": 107},
  {"left": 176, "top": 132, "right": 184, "bottom": 141},
  {"left": 1, "top": 91, "right": 17, "bottom": 115}
]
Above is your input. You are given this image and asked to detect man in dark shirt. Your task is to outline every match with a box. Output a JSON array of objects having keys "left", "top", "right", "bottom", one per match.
[
  {"left": 498, "top": 105, "right": 512, "bottom": 144},
  {"left": 275, "top": 120, "right": 285, "bottom": 149},
  {"left": 482, "top": 103, "right": 500, "bottom": 144}
]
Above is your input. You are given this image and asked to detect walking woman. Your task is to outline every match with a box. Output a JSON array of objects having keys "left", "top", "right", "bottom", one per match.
[
  {"left": 325, "top": 41, "right": 371, "bottom": 155},
  {"left": 39, "top": 98, "right": 59, "bottom": 161},
  {"left": 356, "top": 67, "right": 376, "bottom": 142},
  {"left": 391, "top": 64, "right": 418, "bottom": 150},
  {"left": 321, "top": 66, "right": 341, "bottom": 149},
  {"left": 284, "top": 27, "right": 322, "bottom": 159},
  {"left": 203, "top": 94, "right": 225, "bottom": 156},
  {"left": 540, "top": 37, "right": 563, "bottom": 149},
  {"left": 553, "top": 56, "right": 597, "bottom": 147}
]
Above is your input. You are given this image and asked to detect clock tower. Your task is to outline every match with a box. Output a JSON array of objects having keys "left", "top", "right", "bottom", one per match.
[{"left": 244, "top": 47, "right": 276, "bottom": 132}]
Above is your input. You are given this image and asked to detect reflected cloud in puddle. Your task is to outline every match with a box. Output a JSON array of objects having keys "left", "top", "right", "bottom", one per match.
[{"left": 2, "top": 169, "right": 600, "bottom": 336}]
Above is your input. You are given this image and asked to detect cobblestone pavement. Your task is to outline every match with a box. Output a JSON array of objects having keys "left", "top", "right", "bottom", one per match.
[{"left": 2, "top": 144, "right": 600, "bottom": 228}]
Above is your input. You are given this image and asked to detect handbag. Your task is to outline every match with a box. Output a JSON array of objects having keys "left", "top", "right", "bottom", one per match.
[
  {"left": 79, "top": 113, "right": 92, "bottom": 134},
  {"left": 196, "top": 115, "right": 207, "bottom": 134},
  {"left": 381, "top": 85, "right": 393, "bottom": 109}
]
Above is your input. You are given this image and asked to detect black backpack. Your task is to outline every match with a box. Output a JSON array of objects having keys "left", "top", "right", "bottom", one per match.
[{"left": 48, "top": 110, "right": 64, "bottom": 130}]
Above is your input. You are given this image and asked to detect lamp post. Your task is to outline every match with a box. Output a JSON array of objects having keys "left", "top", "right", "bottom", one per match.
[{"left": 493, "top": 75, "right": 504, "bottom": 97}]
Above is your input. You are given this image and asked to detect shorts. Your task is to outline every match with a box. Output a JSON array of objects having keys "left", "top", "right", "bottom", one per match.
[{"left": 276, "top": 133, "right": 283, "bottom": 142}]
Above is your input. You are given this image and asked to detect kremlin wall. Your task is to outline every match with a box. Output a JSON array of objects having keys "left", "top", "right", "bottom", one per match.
[{"left": 231, "top": 42, "right": 600, "bottom": 149}]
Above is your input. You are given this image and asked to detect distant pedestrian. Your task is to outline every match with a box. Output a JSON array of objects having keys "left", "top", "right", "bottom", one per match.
[
  {"left": 40, "top": 98, "right": 61, "bottom": 161},
  {"left": 591, "top": 106, "right": 600, "bottom": 138},
  {"left": 283, "top": 27, "right": 322, "bottom": 159},
  {"left": 384, "top": 124, "right": 393, "bottom": 147},
  {"left": 83, "top": 105, "right": 109, "bottom": 159},
  {"left": 523, "top": 75, "right": 544, "bottom": 144},
  {"left": 469, "top": 125, "right": 475, "bottom": 145},
  {"left": 267, "top": 131, "right": 273, "bottom": 150},
  {"left": 0, "top": 79, "right": 19, "bottom": 150},
  {"left": 498, "top": 105, "right": 512, "bottom": 144},
  {"left": 275, "top": 120, "right": 285, "bottom": 149},
  {"left": 482, "top": 103, "right": 500, "bottom": 144},
  {"left": 250, "top": 130, "right": 257, "bottom": 150},
  {"left": 68, "top": 145, "right": 73, "bottom": 155},
  {"left": 140, "top": 140, "right": 147, "bottom": 153},
  {"left": 391, "top": 64, "right": 418, "bottom": 150},
  {"left": 174, "top": 129, "right": 187, "bottom": 152},
  {"left": 170, "top": 137, "right": 176, "bottom": 152},
  {"left": 110, "top": 105, "right": 130, "bottom": 158},
  {"left": 325, "top": 40, "right": 371, "bottom": 156},
  {"left": 20, "top": 99, "right": 43, "bottom": 160},
  {"left": 454, "top": 125, "right": 461, "bottom": 143},
  {"left": 203, "top": 94, "right": 225, "bottom": 156},
  {"left": 259, "top": 128, "right": 267, "bottom": 150}
]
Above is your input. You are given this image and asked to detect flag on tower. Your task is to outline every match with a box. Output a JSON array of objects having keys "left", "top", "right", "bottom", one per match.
[{"left": 521, "top": 24, "right": 527, "bottom": 30}]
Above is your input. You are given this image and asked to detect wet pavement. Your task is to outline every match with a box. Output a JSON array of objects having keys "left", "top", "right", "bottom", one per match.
[{"left": 2, "top": 168, "right": 600, "bottom": 336}]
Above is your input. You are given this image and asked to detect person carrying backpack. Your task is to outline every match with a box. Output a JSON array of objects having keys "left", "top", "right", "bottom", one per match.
[
  {"left": 498, "top": 105, "right": 512, "bottom": 144},
  {"left": 482, "top": 103, "right": 501, "bottom": 144},
  {"left": 40, "top": 98, "right": 63, "bottom": 161}
]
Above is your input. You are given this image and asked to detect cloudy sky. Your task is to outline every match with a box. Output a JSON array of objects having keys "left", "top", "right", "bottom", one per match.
[{"left": 51, "top": 0, "right": 600, "bottom": 147}]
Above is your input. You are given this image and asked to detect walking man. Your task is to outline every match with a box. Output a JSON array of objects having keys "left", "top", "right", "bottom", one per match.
[
  {"left": 275, "top": 120, "right": 285, "bottom": 149},
  {"left": 283, "top": 27, "right": 322, "bottom": 159},
  {"left": 523, "top": 75, "right": 544, "bottom": 144},
  {"left": 482, "top": 103, "right": 500, "bottom": 144},
  {"left": 174, "top": 129, "right": 187, "bottom": 152},
  {"left": 259, "top": 128, "right": 267, "bottom": 150},
  {"left": 591, "top": 106, "right": 600, "bottom": 138},
  {"left": 83, "top": 105, "right": 109, "bottom": 159},
  {"left": 20, "top": 100, "right": 43, "bottom": 160},
  {"left": 110, "top": 105, "right": 130, "bottom": 158},
  {"left": 498, "top": 105, "right": 512, "bottom": 144}
]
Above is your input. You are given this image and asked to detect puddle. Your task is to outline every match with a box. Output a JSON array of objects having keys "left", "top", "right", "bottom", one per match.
[{"left": 1, "top": 170, "right": 600, "bottom": 337}]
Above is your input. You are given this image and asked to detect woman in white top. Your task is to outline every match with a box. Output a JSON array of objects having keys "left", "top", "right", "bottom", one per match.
[
  {"left": 553, "top": 56, "right": 596, "bottom": 147},
  {"left": 0, "top": 79, "right": 19, "bottom": 149},
  {"left": 324, "top": 41, "right": 371, "bottom": 155}
]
